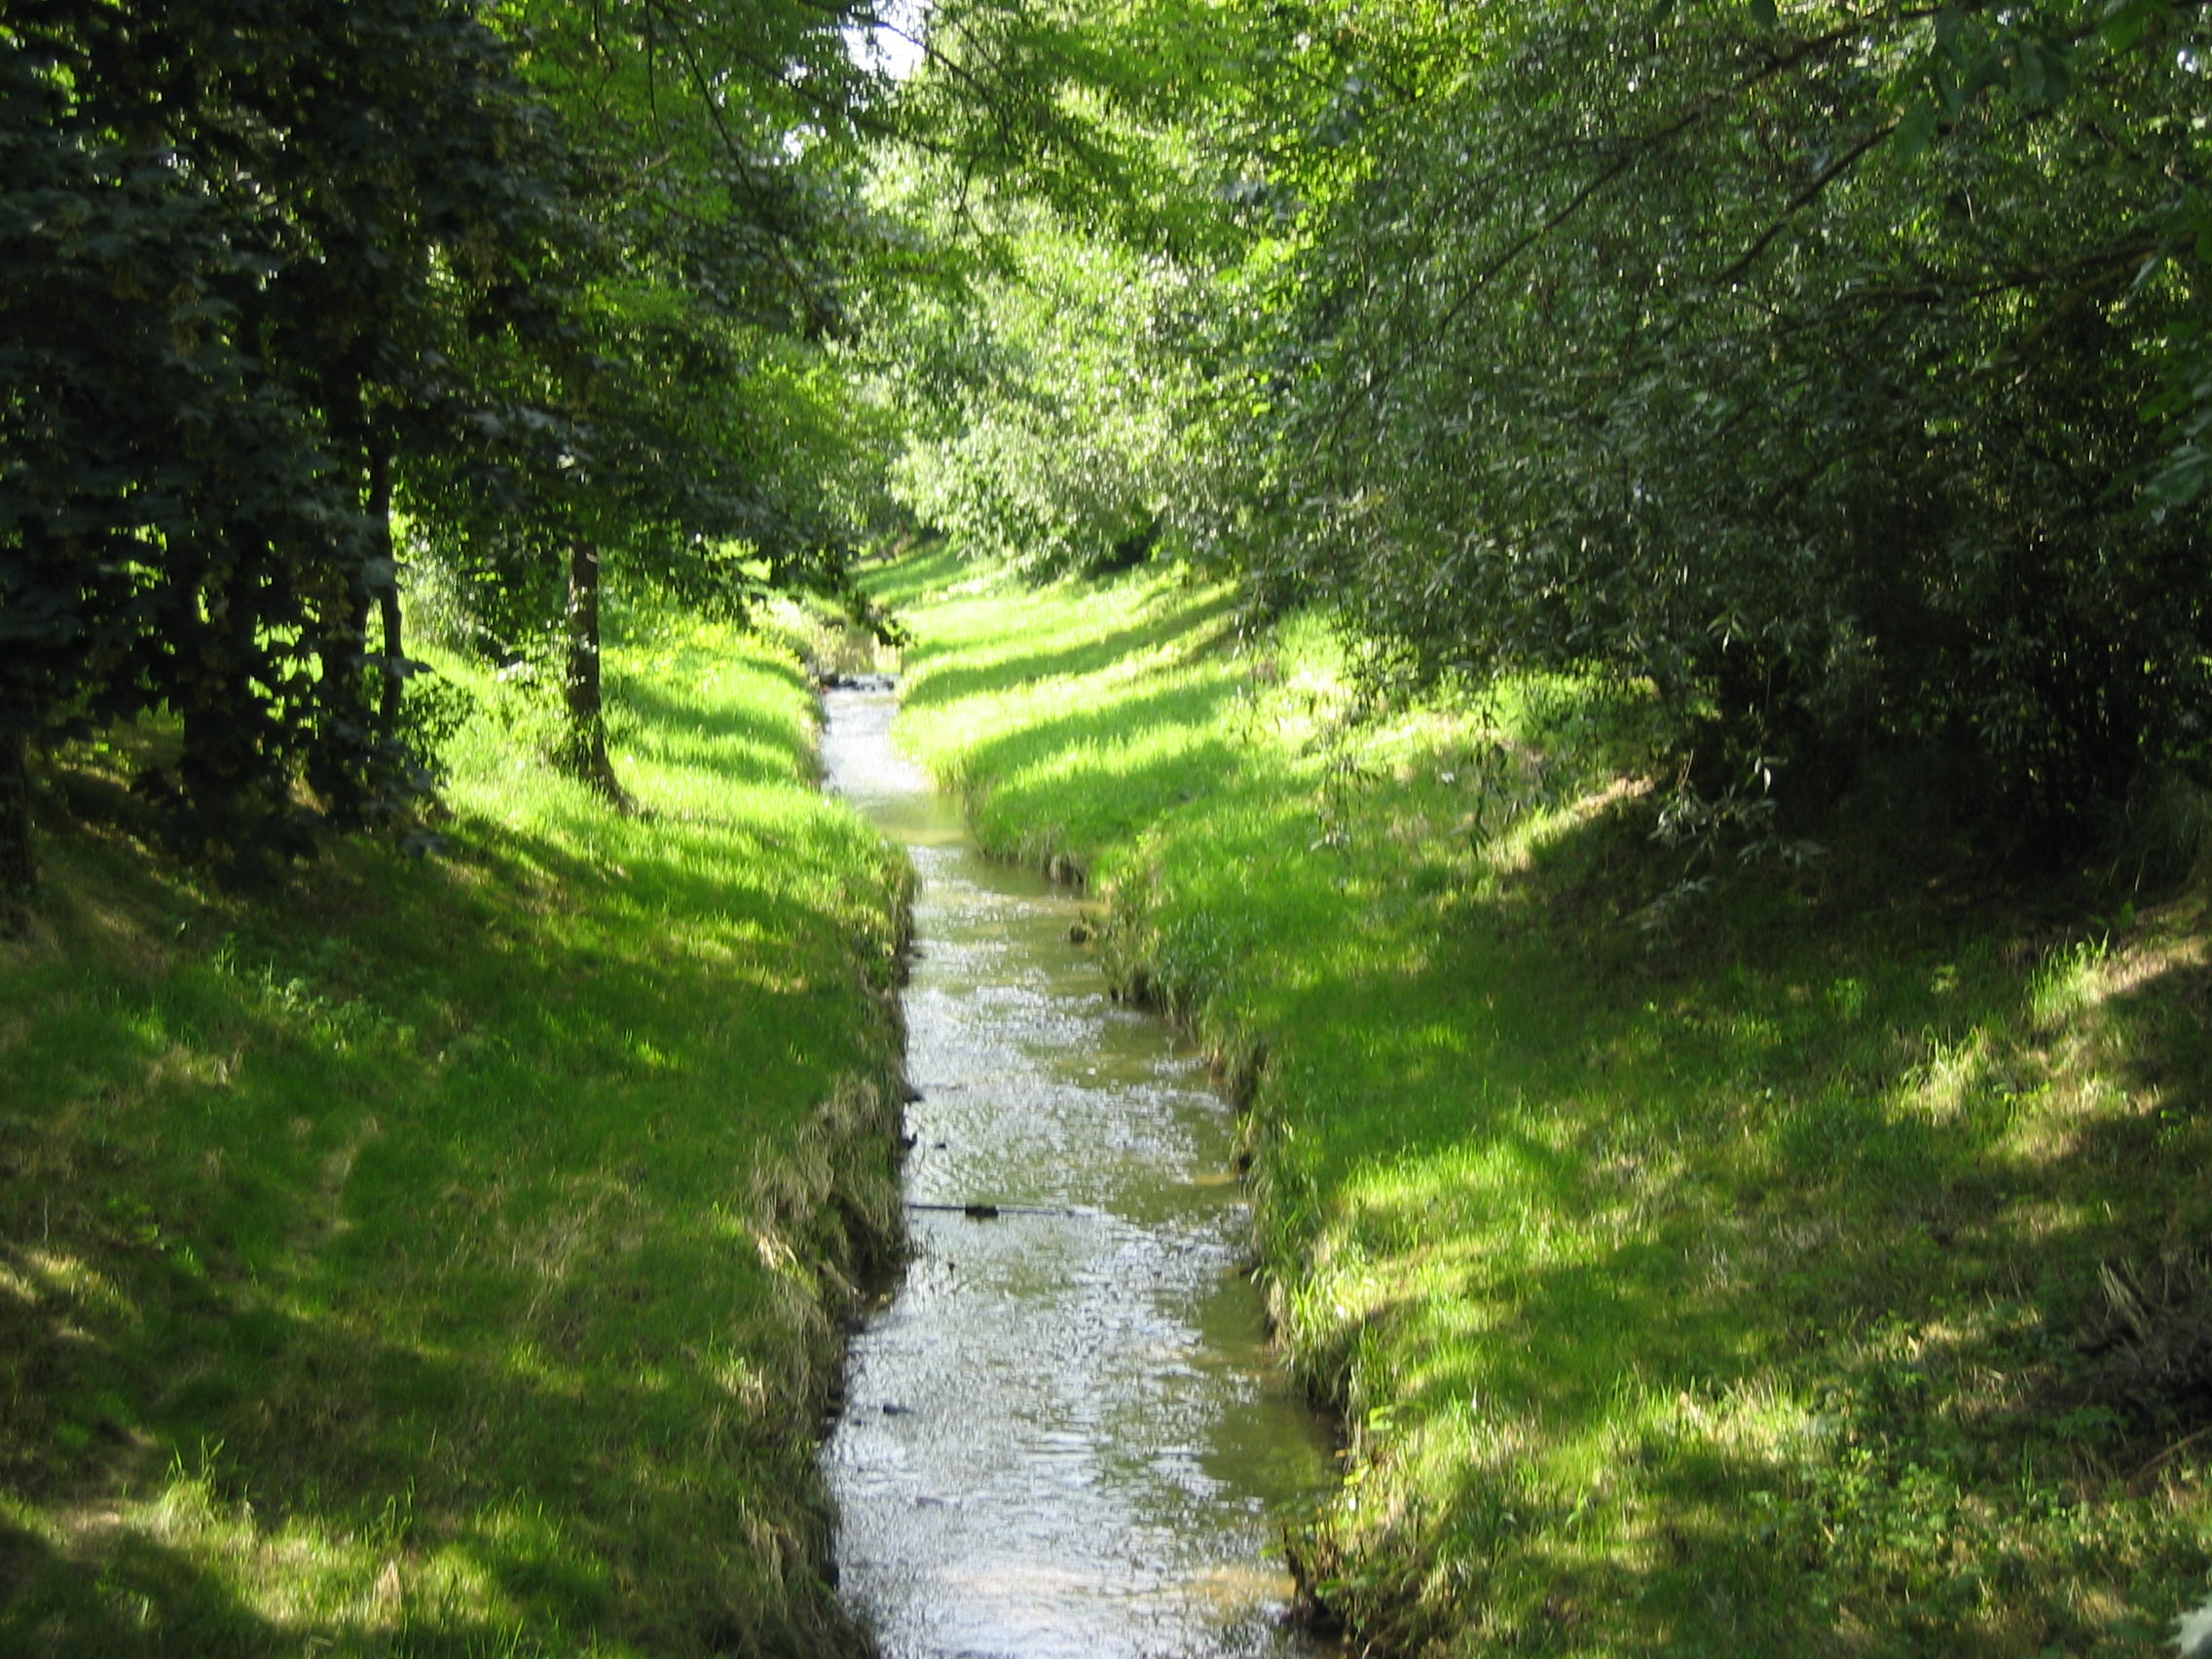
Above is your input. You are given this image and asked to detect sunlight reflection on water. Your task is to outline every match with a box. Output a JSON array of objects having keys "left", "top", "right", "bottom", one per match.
[{"left": 820, "top": 688, "right": 1336, "bottom": 1659}]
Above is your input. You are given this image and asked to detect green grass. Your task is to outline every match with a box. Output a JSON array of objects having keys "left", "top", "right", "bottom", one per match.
[
  {"left": 885, "top": 553, "right": 2212, "bottom": 1657},
  {"left": 0, "top": 613, "right": 908, "bottom": 1657}
]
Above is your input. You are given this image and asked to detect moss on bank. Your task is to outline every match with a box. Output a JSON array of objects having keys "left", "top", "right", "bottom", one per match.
[
  {"left": 886, "top": 550, "right": 2212, "bottom": 1658},
  {"left": 0, "top": 615, "right": 908, "bottom": 1657}
]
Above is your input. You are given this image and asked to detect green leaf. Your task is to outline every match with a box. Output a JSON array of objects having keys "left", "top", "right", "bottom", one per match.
[
  {"left": 2147, "top": 445, "right": 2211, "bottom": 508},
  {"left": 1895, "top": 95, "right": 1938, "bottom": 160},
  {"left": 2099, "top": 0, "right": 2158, "bottom": 53},
  {"left": 2101, "top": 7, "right": 2149, "bottom": 51},
  {"left": 1750, "top": 0, "right": 1778, "bottom": 26}
]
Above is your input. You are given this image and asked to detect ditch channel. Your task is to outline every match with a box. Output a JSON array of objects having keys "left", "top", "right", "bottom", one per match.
[{"left": 820, "top": 684, "right": 1337, "bottom": 1659}]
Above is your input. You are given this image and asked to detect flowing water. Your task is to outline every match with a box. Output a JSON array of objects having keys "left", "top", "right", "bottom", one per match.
[{"left": 821, "top": 687, "right": 1337, "bottom": 1659}]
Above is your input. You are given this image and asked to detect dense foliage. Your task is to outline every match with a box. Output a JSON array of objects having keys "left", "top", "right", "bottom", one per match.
[
  {"left": 415, "top": 0, "right": 891, "bottom": 798},
  {"left": 9, "top": 0, "right": 2206, "bottom": 872},
  {"left": 1222, "top": 0, "right": 2212, "bottom": 854},
  {"left": 1, "top": 1, "right": 565, "bottom": 882},
  {"left": 877, "top": 207, "right": 1207, "bottom": 576},
  {"left": 883, "top": 0, "right": 2212, "bottom": 860},
  {"left": 1, "top": 0, "right": 898, "bottom": 881}
]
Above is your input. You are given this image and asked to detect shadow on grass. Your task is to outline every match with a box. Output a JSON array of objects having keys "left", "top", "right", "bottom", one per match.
[
  {"left": 1276, "top": 803, "right": 2212, "bottom": 1655},
  {"left": 608, "top": 661, "right": 813, "bottom": 793},
  {"left": 860, "top": 542, "right": 967, "bottom": 613},
  {"left": 0, "top": 721, "right": 896, "bottom": 1656},
  {"left": 967, "top": 669, "right": 1241, "bottom": 785},
  {"left": 0, "top": 1510, "right": 286, "bottom": 1659},
  {"left": 903, "top": 586, "right": 1240, "bottom": 714}
]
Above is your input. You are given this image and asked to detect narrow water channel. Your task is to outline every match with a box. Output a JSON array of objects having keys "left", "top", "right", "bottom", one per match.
[{"left": 820, "top": 687, "right": 1337, "bottom": 1659}]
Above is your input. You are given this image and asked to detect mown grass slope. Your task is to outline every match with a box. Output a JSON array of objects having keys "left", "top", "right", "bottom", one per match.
[
  {"left": 0, "top": 615, "right": 908, "bottom": 1657},
  {"left": 885, "top": 548, "right": 2212, "bottom": 1658}
]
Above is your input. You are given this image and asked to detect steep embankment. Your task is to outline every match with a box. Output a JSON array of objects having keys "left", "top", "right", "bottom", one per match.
[
  {"left": 0, "top": 616, "right": 908, "bottom": 1657},
  {"left": 881, "top": 549, "right": 2212, "bottom": 1658}
]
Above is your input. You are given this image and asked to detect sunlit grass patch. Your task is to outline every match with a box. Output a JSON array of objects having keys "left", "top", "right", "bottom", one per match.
[
  {"left": 879, "top": 551, "right": 2212, "bottom": 1659},
  {"left": 2030, "top": 934, "right": 2117, "bottom": 1027},
  {"left": 2, "top": 615, "right": 905, "bottom": 1657}
]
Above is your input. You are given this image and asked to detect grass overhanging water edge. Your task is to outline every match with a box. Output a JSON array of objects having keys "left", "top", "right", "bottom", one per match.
[
  {"left": 880, "top": 546, "right": 2212, "bottom": 1659},
  {"left": 0, "top": 608, "right": 909, "bottom": 1657}
]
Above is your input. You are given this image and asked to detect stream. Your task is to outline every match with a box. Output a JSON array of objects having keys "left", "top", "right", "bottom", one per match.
[{"left": 820, "top": 686, "right": 1337, "bottom": 1659}]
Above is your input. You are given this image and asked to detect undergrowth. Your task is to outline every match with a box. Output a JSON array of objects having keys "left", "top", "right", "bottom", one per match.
[
  {"left": 885, "top": 548, "right": 2212, "bottom": 1658},
  {"left": 0, "top": 610, "right": 909, "bottom": 1657}
]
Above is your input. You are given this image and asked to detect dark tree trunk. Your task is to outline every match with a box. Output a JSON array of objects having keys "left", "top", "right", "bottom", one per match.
[
  {"left": 313, "top": 580, "right": 374, "bottom": 825},
  {"left": 369, "top": 442, "right": 405, "bottom": 733},
  {"left": 308, "top": 402, "right": 380, "bottom": 826},
  {"left": 0, "top": 728, "right": 34, "bottom": 899},
  {"left": 564, "top": 539, "right": 632, "bottom": 809}
]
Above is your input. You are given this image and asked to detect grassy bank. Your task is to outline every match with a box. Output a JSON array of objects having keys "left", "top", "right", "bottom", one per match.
[
  {"left": 881, "top": 549, "right": 2212, "bottom": 1657},
  {"left": 0, "top": 614, "right": 909, "bottom": 1657}
]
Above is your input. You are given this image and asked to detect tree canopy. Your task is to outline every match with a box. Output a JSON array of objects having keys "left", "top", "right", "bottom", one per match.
[
  {"left": 872, "top": 0, "right": 2212, "bottom": 860},
  {"left": 2, "top": 0, "right": 571, "bottom": 880},
  {"left": 2, "top": 0, "right": 896, "bottom": 873},
  {"left": 7, "top": 0, "right": 2207, "bottom": 885},
  {"left": 1220, "top": 0, "right": 2212, "bottom": 852}
]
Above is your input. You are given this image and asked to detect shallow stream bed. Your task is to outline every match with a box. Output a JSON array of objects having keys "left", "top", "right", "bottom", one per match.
[{"left": 820, "top": 686, "right": 1335, "bottom": 1659}]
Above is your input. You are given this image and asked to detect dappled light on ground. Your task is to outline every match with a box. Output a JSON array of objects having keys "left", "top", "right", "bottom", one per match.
[
  {"left": 1, "top": 619, "right": 905, "bottom": 1655},
  {"left": 886, "top": 557, "right": 2212, "bottom": 1659}
]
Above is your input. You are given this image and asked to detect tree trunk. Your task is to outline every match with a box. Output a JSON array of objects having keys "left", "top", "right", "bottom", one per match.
[
  {"left": 312, "top": 517, "right": 375, "bottom": 826},
  {"left": 564, "top": 539, "right": 632, "bottom": 809},
  {"left": 0, "top": 727, "right": 34, "bottom": 899},
  {"left": 369, "top": 442, "right": 405, "bottom": 733}
]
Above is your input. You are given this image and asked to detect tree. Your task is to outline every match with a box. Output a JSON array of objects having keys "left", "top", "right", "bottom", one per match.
[
  {"left": 872, "top": 196, "right": 1212, "bottom": 577},
  {"left": 1, "top": 0, "right": 571, "bottom": 885},
  {"left": 397, "top": 0, "right": 895, "bottom": 803},
  {"left": 848, "top": 0, "right": 1257, "bottom": 580},
  {"left": 1204, "top": 0, "right": 2212, "bottom": 855},
  {"left": 2, "top": 0, "right": 897, "bottom": 866}
]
